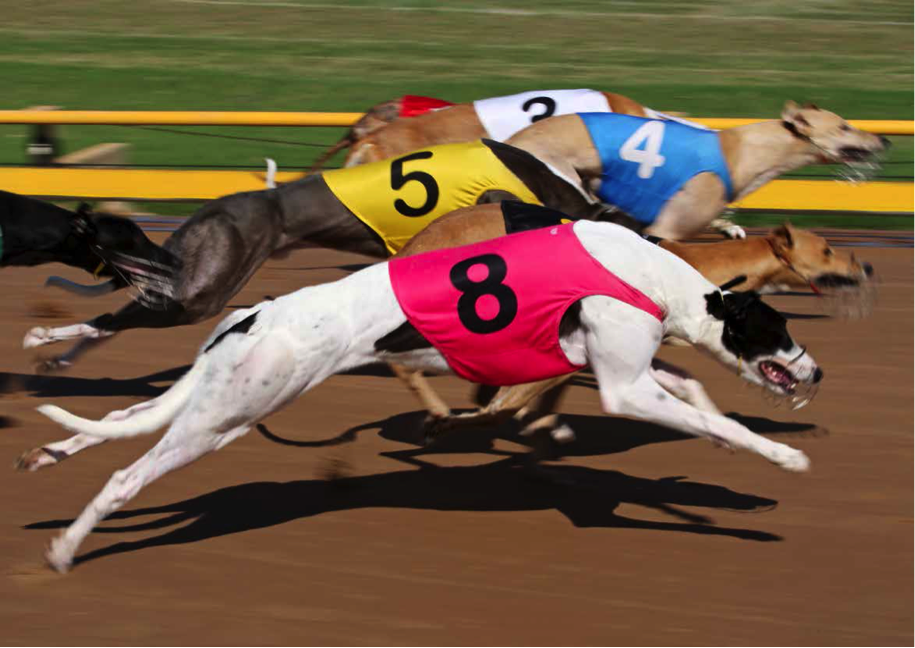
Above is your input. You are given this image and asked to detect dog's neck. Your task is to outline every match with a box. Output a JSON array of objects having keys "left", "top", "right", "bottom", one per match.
[{"left": 718, "top": 121, "right": 824, "bottom": 200}]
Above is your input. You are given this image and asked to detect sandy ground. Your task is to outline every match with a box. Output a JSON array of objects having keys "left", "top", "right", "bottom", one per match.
[{"left": 0, "top": 233, "right": 911, "bottom": 645}]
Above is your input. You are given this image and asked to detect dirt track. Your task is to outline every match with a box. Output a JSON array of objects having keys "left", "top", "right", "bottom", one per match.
[{"left": 0, "top": 233, "right": 912, "bottom": 645}]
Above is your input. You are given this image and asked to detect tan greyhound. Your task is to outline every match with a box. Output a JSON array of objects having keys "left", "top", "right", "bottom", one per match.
[
  {"left": 504, "top": 101, "right": 889, "bottom": 240},
  {"left": 390, "top": 201, "right": 875, "bottom": 436},
  {"left": 316, "top": 89, "right": 656, "bottom": 169}
]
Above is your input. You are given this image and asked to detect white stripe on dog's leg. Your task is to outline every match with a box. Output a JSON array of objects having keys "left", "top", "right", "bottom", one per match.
[{"left": 23, "top": 323, "right": 113, "bottom": 349}]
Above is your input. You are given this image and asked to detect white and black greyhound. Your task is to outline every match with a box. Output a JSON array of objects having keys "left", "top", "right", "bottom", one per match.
[{"left": 35, "top": 221, "right": 820, "bottom": 572}]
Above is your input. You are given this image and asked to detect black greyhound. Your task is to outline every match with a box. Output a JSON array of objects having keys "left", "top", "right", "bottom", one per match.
[
  {"left": 25, "top": 140, "right": 626, "bottom": 370},
  {"left": 1, "top": 190, "right": 178, "bottom": 305}
]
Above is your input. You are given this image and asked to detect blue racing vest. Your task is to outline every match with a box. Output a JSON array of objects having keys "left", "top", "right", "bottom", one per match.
[{"left": 578, "top": 113, "right": 735, "bottom": 225}]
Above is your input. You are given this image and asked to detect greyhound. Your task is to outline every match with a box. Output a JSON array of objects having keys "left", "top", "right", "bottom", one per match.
[
  {"left": 14, "top": 202, "right": 871, "bottom": 473},
  {"left": 320, "top": 89, "right": 665, "bottom": 168},
  {"left": 504, "top": 101, "right": 890, "bottom": 240},
  {"left": 34, "top": 220, "right": 820, "bottom": 572},
  {"left": 22, "top": 139, "right": 603, "bottom": 371},
  {"left": 386, "top": 201, "right": 871, "bottom": 435},
  {"left": 0, "top": 190, "right": 178, "bottom": 303}
]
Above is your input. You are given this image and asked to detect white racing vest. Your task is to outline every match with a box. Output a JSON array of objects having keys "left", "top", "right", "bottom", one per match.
[{"left": 473, "top": 89, "right": 611, "bottom": 141}]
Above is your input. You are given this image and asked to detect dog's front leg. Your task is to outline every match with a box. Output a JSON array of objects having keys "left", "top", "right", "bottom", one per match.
[
  {"left": 581, "top": 299, "right": 808, "bottom": 472},
  {"left": 648, "top": 359, "right": 721, "bottom": 415},
  {"left": 601, "top": 372, "right": 809, "bottom": 472}
]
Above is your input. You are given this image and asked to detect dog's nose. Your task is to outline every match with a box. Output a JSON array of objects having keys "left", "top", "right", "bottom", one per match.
[
  {"left": 879, "top": 136, "right": 891, "bottom": 149},
  {"left": 862, "top": 261, "right": 874, "bottom": 277},
  {"left": 812, "top": 367, "right": 824, "bottom": 383}
]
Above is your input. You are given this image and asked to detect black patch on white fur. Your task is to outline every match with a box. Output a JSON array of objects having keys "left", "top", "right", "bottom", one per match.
[
  {"left": 205, "top": 312, "right": 258, "bottom": 353},
  {"left": 705, "top": 292, "right": 793, "bottom": 360},
  {"left": 374, "top": 321, "right": 433, "bottom": 353}
]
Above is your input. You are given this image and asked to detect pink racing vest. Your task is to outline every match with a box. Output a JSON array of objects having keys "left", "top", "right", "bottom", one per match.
[
  {"left": 388, "top": 223, "right": 665, "bottom": 386},
  {"left": 399, "top": 95, "right": 455, "bottom": 118}
]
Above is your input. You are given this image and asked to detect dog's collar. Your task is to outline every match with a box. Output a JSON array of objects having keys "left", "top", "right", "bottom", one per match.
[{"left": 765, "top": 237, "right": 821, "bottom": 295}]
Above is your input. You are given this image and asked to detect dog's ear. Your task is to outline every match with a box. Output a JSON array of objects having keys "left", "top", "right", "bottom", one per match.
[
  {"left": 704, "top": 290, "right": 727, "bottom": 320},
  {"left": 769, "top": 223, "right": 795, "bottom": 256},
  {"left": 781, "top": 100, "right": 812, "bottom": 136}
]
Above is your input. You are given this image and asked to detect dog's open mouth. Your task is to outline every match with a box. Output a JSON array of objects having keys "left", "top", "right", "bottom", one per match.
[
  {"left": 759, "top": 360, "right": 798, "bottom": 394},
  {"left": 813, "top": 273, "right": 861, "bottom": 290},
  {"left": 838, "top": 146, "right": 875, "bottom": 163}
]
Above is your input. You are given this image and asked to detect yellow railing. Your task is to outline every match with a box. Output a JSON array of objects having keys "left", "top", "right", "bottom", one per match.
[
  {"left": 0, "top": 110, "right": 911, "bottom": 213},
  {"left": 0, "top": 167, "right": 910, "bottom": 213},
  {"left": 0, "top": 110, "right": 911, "bottom": 135}
]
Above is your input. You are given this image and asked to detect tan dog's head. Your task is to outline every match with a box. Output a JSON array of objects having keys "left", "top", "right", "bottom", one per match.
[
  {"left": 781, "top": 101, "right": 889, "bottom": 166},
  {"left": 767, "top": 223, "right": 876, "bottom": 317}
]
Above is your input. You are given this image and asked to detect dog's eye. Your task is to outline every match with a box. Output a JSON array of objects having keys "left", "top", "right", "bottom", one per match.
[
  {"left": 824, "top": 247, "right": 833, "bottom": 257},
  {"left": 839, "top": 123, "right": 851, "bottom": 132}
]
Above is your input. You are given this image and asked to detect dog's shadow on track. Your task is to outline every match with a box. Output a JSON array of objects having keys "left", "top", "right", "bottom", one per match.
[
  {"left": 319, "top": 408, "right": 822, "bottom": 465},
  {"left": 24, "top": 409, "right": 823, "bottom": 568},
  {"left": 0, "top": 365, "right": 191, "bottom": 399},
  {"left": 27, "top": 455, "right": 782, "bottom": 569}
]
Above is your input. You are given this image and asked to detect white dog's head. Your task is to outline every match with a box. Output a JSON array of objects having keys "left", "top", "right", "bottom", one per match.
[{"left": 701, "top": 285, "right": 822, "bottom": 407}]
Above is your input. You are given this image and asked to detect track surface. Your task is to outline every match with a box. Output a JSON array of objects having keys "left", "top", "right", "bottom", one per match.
[{"left": 0, "top": 234, "right": 911, "bottom": 645}]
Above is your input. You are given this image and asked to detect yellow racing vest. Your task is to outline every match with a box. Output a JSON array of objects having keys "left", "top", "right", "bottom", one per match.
[{"left": 322, "top": 141, "right": 542, "bottom": 254}]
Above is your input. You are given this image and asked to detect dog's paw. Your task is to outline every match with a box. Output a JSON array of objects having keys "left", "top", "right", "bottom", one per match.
[
  {"left": 34, "top": 356, "right": 72, "bottom": 374},
  {"left": 549, "top": 424, "right": 576, "bottom": 445},
  {"left": 44, "top": 536, "right": 74, "bottom": 574},
  {"left": 770, "top": 445, "right": 810, "bottom": 473},
  {"left": 15, "top": 447, "right": 65, "bottom": 472},
  {"left": 23, "top": 327, "right": 52, "bottom": 349},
  {"left": 722, "top": 224, "right": 747, "bottom": 240},
  {"left": 422, "top": 412, "right": 462, "bottom": 446}
]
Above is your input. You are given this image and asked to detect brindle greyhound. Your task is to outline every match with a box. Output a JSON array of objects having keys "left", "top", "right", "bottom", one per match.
[
  {"left": 384, "top": 201, "right": 875, "bottom": 438},
  {"left": 21, "top": 140, "right": 605, "bottom": 372},
  {"left": 504, "top": 101, "right": 889, "bottom": 240},
  {"left": 0, "top": 190, "right": 178, "bottom": 302},
  {"left": 312, "top": 89, "right": 656, "bottom": 170}
]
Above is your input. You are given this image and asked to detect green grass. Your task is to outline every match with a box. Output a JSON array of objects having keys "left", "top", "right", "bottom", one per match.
[{"left": 0, "top": 0, "right": 911, "bottom": 227}]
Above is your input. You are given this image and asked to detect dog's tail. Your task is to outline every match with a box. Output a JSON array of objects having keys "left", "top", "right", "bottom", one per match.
[
  {"left": 37, "top": 358, "right": 207, "bottom": 439},
  {"left": 308, "top": 134, "right": 353, "bottom": 173}
]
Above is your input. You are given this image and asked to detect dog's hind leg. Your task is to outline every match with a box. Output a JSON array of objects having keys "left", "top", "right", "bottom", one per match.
[
  {"left": 16, "top": 433, "right": 106, "bottom": 472},
  {"left": 43, "top": 331, "right": 302, "bottom": 572},
  {"left": 23, "top": 322, "right": 114, "bottom": 350},
  {"left": 34, "top": 337, "right": 113, "bottom": 373},
  {"left": 25, "top": 300, "right": 189, "bottom": 369},
  {"left": 45, "top": 420, "right": 253, "bottom": 572},
  {"left": 388, "top": 364, "right": 451, "bottom": 419},
  {"left": 16, "top": 393, "right": 172, "bottom": 471}
]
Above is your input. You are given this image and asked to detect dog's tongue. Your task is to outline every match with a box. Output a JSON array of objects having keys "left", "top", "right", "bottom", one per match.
[{"left": 760, "top": 361, "right": 796, "bottom": 392}]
